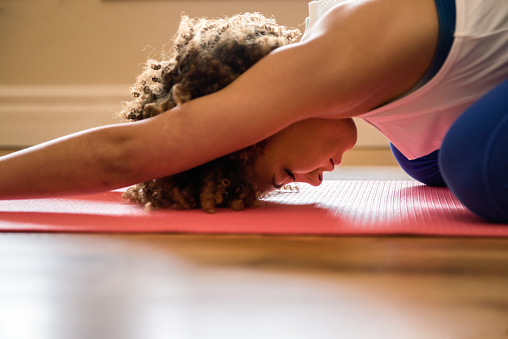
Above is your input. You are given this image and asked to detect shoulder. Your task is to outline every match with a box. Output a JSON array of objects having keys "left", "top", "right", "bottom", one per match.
[{"left": 299, "top": 0, "right": 439, "bottom": 117}]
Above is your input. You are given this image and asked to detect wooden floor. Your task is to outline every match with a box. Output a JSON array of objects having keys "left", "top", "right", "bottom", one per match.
[{"left": 1, "top": 148, "right": 508, "bottom": 339}]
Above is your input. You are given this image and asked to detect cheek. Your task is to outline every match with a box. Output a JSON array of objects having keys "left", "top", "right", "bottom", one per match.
[
  {"left": 318, "top": 120, "right": 357, "bottom": 164},
  {"left": 343, "top": 119, "right": 358, "bottom": 149},
  {"left": 252, "top": 142, "right": 286, "bottom": 192},
  {"left": 327, "top": 119, "right": 357, "bottom": 153},
  {"left": 289, "top": 143, "right": 330, "bottom": 173}
]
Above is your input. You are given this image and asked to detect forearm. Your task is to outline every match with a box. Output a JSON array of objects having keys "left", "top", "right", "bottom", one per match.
[{"left": 0, "top": 124, "right": 142, "bottom": 200}]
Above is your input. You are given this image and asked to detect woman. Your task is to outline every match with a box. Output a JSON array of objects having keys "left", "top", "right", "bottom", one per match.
[{"left": 0, "top": 0, "right": 507, "bottom": 221}]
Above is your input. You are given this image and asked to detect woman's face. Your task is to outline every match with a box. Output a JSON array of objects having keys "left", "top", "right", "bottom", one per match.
[{"left": 254, "top": 118, "right": 357, "bottom": 192}]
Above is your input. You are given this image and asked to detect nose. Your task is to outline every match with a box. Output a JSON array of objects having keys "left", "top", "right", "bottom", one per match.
[
  {"left": 295, "top": 171, "right": 324, "bottom": 187},
  {"left": 294, "top": 159, "right": 336, "bottom": 187}
]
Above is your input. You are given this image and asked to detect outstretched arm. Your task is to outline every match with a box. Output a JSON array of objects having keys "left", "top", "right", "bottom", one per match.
[
  {"left": 0, "top": 23, "right": 354, "bottom": 200},
  {"left": 0, "top": 41, "right": 329, "bottom": 200}
]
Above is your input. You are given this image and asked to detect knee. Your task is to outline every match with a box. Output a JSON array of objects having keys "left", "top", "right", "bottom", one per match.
[
  {"left": 440, "top": 85, "right": 508, "bottom": 223},
  {"left": 440, "top": 134, "right": 508, "bottom": 223}
]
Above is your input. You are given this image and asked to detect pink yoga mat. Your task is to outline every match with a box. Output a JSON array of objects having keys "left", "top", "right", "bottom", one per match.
[{"left": 0, "top": 180, "right": 506, "bottom": 236}]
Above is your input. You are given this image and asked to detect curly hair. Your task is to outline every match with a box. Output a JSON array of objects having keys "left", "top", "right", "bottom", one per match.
[{"left": 119, "top": 12, "right": 300, "bottom": 213}]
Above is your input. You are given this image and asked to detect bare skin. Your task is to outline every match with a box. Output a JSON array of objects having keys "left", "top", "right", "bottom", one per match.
[
  {"left": 254, "top": 118, "right": 358, "bottom": 192},
  {"left": 0, "top": 0, "right": 438, "bottom": 199}
]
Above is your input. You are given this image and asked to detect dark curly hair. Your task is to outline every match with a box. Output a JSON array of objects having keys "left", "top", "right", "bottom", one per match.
[{"left": 119, "top": 12, "right": 300, "bottom": 213}]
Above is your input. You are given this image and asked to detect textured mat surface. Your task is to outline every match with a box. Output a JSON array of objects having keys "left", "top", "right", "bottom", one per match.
[{"left": 1, "top": 180, "right": 507, "bottom": 236}]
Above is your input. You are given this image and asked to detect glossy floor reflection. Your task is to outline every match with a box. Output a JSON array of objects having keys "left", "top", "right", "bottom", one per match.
[{"left": 0, "top": 233, "right": 507, "bottom": 339}]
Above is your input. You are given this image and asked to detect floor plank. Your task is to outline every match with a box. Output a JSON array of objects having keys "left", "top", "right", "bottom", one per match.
[{"left": 0, "top": 233, "right": 507, "bottom": 339}]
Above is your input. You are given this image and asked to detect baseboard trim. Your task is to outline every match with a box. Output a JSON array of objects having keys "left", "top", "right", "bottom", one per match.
[{"left": 0, "top": 85, "right": 131, "bottom": 147}]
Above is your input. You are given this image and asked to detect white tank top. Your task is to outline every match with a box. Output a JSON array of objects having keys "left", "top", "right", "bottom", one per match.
[{"left": 303, "top": 0, "right": 508, "bottom": 159}]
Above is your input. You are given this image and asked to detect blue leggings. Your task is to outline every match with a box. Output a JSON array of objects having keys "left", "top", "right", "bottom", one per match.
[{"left": 391, "top": 78, "right": 508, "bottom": 223}]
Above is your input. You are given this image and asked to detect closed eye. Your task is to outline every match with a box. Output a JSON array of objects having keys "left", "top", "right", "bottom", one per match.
[{"left": 285, "top": 169, "right": 296, "bottom": 181}]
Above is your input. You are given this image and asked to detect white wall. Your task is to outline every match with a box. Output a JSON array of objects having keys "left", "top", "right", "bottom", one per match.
[{"left": 0, "top": 0, "right": 388, "bottom": 147}]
